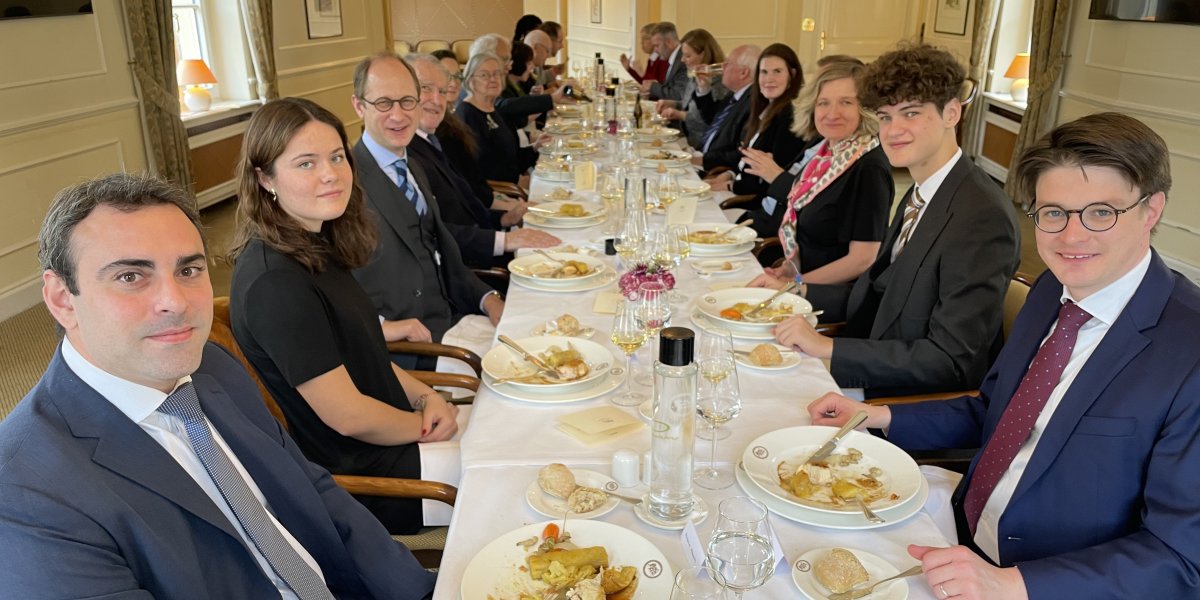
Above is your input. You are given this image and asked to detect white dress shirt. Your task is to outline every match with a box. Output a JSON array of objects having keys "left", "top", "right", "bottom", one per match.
[
  {"left": 974, "top": 250, "right": 1152, "bottom": 562},
  {"left": 61, "top": 338, "right": 325, "bottom": 599},
  {"left": 891, "top": 148, "right": 962, "bottom": 261}
]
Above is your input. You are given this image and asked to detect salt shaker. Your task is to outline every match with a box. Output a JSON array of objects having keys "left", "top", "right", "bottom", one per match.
[{"left": 611, "top": 449, "right": 640, "bottom": 488}]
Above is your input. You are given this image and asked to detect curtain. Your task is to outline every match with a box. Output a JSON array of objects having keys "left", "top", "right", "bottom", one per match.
[
  {"left": 122, "top": 0, "right": 193, "bottom": 193},
  {"left": 1005, "top": 0, "right": 1073, "bottom": 199},
  {"left": 960, "top": 0, "right": 1003, "bottom": 160},
  {"left": 238, "top": 0, "right": 278, "bottom": 102}
]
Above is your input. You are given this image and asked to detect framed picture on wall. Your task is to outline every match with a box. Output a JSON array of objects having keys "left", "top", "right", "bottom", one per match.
[
  {"left": 934, "top": 0, "right": 969, "bottom": 36},
  {"left": 589, "top": 0, "right": 602, "bottom": 24},
  {"left": 306, "top": 0, "right": 343, "bottom": 39}
]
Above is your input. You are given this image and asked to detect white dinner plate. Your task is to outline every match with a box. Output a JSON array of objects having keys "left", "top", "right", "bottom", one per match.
[
  {"left": 507, "top": 253, "right": 607, "bottom": 287},
  {"left": 481, "top": 336, "right": 614, "bottom": 393},
  {"left": 460, "top": 520, "right": 674, "bottom": 600},
  {"left": 635, "top": 126, "right": 680, "bottom": 141},
  {"left": 525, "top": 469, "right": 621, "bottom": 520},
  {"left": 544, "top": 121, "right": 584, "bottom": 135},
  {"left": 685, "top": 223, "right": 757, "bottom": 254},
  {"left": 523, "top": 212, "right": 606, "bottom": 230},
  {"left": 483, "top": 363, "right": 627, "bottom": 404},
  {"left": 529, "top": 200, "right": 607, "bottom": 223},
  {"left": 741, "top": 427, "right": 923, "bottom": 514},
  {"left": 698, "top": 287, "right": 813, "bottom": 334},
  {"left": 735, "top": 461, "right": 929, "bottom": 530},
  {"left": 689, "top": 259, "right": 746, "bottom": 275},
  {"left": 510, "top": 267, "right": 617, "bottom": 293},
  {"left": 539, "top": 140, "right": 598, "bottom": 156},
  {"left": 679, "top": 179, "right": 711, "bottom": 196},
  {"left": 734, "top": 344, "right": 802, "bottom": 371},
  {"left": 792, "top": 547, "right": 911, "bottom": 600},
  {"left": 640, "top": 149, "right": 692, "bottom": 168},
  {"left": 690, "top": 308, "right": 778, "bottom": 341},
  {"left": 533, "top": 163, "right": 575, "bottom": 181}
]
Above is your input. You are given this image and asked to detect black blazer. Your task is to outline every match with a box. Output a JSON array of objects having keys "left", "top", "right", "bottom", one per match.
[
  {"left": 694, "top": 89, "right": 753, "bottom": 171},
  {"left": 731, "top": 104, "right": 807, "bottom": 197},
  {"left": 408, "top": 134, "right": 501, "bottom": 268},
  {"left": 806, "top": 155, "right": 1021, "bottom": 397},
  {"left": 351, "top": 139, "right": 493, "bottom": 342}
]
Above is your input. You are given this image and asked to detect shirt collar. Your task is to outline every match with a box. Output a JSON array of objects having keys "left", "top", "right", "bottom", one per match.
[
  {"left": 415, "top": 129, "right": 431, "bottom": 141},
  {"left": 1060, "top": 249, "right": 1152, "bottom": 327},
  {"left": 361, "top": 130, "right": 407, "bottom": 170},
  {"left": 60, "top": 337, "right": 191, "bottom": 424},
  {"left": 913, "top": 148, "right": 963, "bottom": 205},
  {"left": 667, "top": 46, "right": 681, "bottom": 66},
  {"left": 732, "top": 84, "right": 751, "bottom": 100}
]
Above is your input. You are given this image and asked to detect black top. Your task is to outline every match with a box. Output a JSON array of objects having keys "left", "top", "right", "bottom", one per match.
[
  {"left": 731, "top": 104, "right": 806, "bottom": 197},
  {"left": 230, "top": 238, "right": 422, "bottom": 532},
  {"left": 791, "top": 144, "right": 894, "bottom": 273},
  {"left": 455, "top": 100, "right": 537, "bottom": 183}
]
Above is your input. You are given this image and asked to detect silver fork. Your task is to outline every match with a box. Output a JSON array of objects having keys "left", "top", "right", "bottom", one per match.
[{"left": 851, "top": 496, "right": 884, "bottom": 524}]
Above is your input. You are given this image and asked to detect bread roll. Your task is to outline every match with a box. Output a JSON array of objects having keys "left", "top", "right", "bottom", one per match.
[
  {"left": 538, "top": 463, "right": 577, "bottom": 499},
  {"left": 749, "top": 344, "right": 783, "bottom": 367},
  {"left": 813, "top": 548, "right": 869, "bottom": 594}
]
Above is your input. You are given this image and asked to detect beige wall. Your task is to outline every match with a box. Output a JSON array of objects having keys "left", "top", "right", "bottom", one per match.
[
  {"left": 1056, "top": 0, "right": 1200, "bottom": 273},
  {"left": 391, "top": 0, "right": 523, "bottom": 45},
  {"left": 0, "top": 2, "right": 147, "bottom": 320}
]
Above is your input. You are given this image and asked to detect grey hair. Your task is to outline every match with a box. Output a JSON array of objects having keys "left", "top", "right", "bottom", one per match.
[
  {"left": 405, "top": 52, "right": 449, "bottom": 78},
  {"left": 463, "top": 51, "right": 502, "bottom": 96},
  {"left": 734, "top": 45, "right": 762, "bottom": 70},
  {"left": 39, "top": 173, "right": 205, "bottom": 295},
  {"left": 469, "top": 33, "right": 508, "bottom": 58}
]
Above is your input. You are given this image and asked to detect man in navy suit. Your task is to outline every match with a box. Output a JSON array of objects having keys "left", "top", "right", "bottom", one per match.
[
  {"left": 0, "top": 174, "right": 434, "bottom": 598},
  {"left": 810, "top": 113, "right": 1200, "bottom": 599}
]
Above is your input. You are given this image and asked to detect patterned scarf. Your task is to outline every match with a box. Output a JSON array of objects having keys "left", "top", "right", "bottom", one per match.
[{"left": 779, "top": 134, "right": 879, "bottom": 270}]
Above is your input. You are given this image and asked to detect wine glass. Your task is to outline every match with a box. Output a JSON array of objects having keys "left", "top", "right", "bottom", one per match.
[
  {"left": 635, "top": 281, "right": 671, "bottom": 386},
  {"left": 609, "top": 298, "right": 648, "bottom": 407},
  {"left": 599, "top": 169, "right": 625, "bottom": 235},
  {"left": 671, "top": 565, "right": 731, "bottom": 600},
  {"left": 658, "top": 170, "right": 682, "bottom": 207},
  {"left": 614, "top": 203, "right": 646, "bottom": 267},
  {"left": 695, "top": 328, "right": 736, "bottom": 442},
  {"left": 694, "top": 362, "right": 741, "bottom": 489},
  {"left": 707, "top": 496, "right": 777, "bottom": 598},
  {"left": 671, "top": 225, "right": 692, "bottom": 261}
]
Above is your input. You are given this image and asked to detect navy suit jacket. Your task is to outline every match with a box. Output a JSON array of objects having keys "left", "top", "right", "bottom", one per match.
[
  {"left": 408, "top": 134, "right": 501, "bottom": 268},
  {"left": 694, "top": 89, "right": 753, "bottom": 171},
  {"left": 0, "top": 343, "right": 434, "bottom": 599},
  {"left": 888, "top": 252, "right": 1200, "bottom": 598}
]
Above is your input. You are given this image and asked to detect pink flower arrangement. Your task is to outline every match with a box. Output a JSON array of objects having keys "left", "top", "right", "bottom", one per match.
[{"left": 618, "top": 263, "right": 676, "bottom": 300}]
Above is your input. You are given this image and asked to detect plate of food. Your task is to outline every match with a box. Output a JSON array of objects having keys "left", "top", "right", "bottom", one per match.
[
  {"left": 524, "top": 212, "right": 608, "bottom": 230},
  {"left": 508, "top": 253, "right": 607, "bottom": 287},
  {"left": 697, "top": 287, "right": 813, "bottom": 333},
  {"left": 530, "top": 200, "right": 607, "bottom": 223},
  {"left": 481, "top": 336, "right": 614, "bottom": 393},
  {"left": 526, "top": 464, "right": 621, "bottom": 520},
  {"left": 741, "top": 427, "right": 923, "bottom": 514},
  {"left": 462, "top": 519, "right": 673, "bottom": 600},
  {"left": 510, "top": 266, "right": 617, "bottom": 293},
  {"left": 639, "top": 148, "right": 692, "bottom": 167},
  {"left": 689, "top": 259, "right": 745, "bottom": 275},
  {"left": 684, "top": 223, "right": 757, "bottom": 254},
  {"left": 540, "top": 138, "right": 599, "bottom": 157},
  {"left": 537, "top": 186, "right": 576, "bottom": 203},
  {"left": 555, "top": 104, "right": 585, "bottom": 119},
  {"left": 635, "top": 125, "right": 681, "bottom": 142},
  {"left": 689, "top": 308, "right": 777, "bottom": 341},
  {"left": 534, "top": 160, "right": 575, "bottom": 181},
  {"left": 735, "top": 343, "right": 801, "bottom": 370},
  {"left": 792, "top": 547, "right": 910, "bottom": 600},
  {"left": 532, "top": 313, "right": 597, "bottom": 339}
]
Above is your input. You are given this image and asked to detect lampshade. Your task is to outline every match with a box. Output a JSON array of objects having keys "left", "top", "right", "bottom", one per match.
[
  {"left": 177, "top": 59, "right": 217, "bottom": 86},
  {"left": 1004, "top": 53, "right": 1030, "bottom": 79}
]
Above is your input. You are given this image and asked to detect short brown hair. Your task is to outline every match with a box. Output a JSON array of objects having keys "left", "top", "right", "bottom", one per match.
[
  {"left": 680, "top": 28, "right": 724, "bottom": 65},
  {"left": 792, "top": 59, "right": 877, "bottom": 140},
  {"left": 1013, "top": 112, "right": 1171, "bottom": 210},
  {"left": 858, "top": 43, "right": 964, "bottom": 111},
  {"left": 353, "top": 52, "right": 419, "bottom": 102},
  {"left": 228, "top": 97, "right": 376, "bottom": 272}
]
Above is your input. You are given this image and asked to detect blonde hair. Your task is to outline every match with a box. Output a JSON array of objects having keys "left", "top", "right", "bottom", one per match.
[{"left": 791, "top": 60, "right": 877, "bottom": 140}]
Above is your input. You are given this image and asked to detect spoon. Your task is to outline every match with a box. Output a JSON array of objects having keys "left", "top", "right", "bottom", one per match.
[
  {"left": 826, "top": 564, "right": 923, "bottom": 600},
  {"left": 851, "top": 496, "right": 885, "bottom": 524}
]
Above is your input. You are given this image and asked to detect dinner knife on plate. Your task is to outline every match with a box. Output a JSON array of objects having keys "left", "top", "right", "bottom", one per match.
[
  {"left": 741, "top": 281, "right": 799, "bottom": 319},
  {"left": 497, "top": 335, "right": 560, "bottom": 377},
  {"left": 805, "top": 410, "right": 868, "bottom": 465}
]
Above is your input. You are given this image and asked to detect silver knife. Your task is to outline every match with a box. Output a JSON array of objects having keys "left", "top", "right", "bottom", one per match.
[
  {"left": 806, "top": 410, "right": 868, "bottom": 465},
  {"left": 497, "top": 335, "right": 559, "bottom": 376},
  {"left": 741, "top": 281, "right": 799, "bottom": 319}
]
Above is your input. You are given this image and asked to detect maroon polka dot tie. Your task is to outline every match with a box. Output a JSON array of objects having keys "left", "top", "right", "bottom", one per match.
[{"left": 963, "top": 301, "right": 1093, "bottom": 535}]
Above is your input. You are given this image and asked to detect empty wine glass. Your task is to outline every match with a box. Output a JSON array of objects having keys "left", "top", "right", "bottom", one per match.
[
  {"left": 609, "top": 298, "right": 648, "bottom": 407},
  {"left": 695, "top": 328, "right": 736, "bottom": 443},
  {"left": 671, "top": 565, "right": 731, "bottom": 600},
  {"left": 695, "top": 364, "right": 741, "bottom": 489},
  {"left": 634, "top": 281, "right": 671, "bottom": 386},
  {"left": 707, "top": 496, "right": 777, "bottom": 598}
]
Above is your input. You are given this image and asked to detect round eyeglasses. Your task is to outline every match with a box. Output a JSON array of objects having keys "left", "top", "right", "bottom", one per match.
[
  {"left": 1026, "top": 194, "right": 1149, "bottom": 233},
  {"left": 359, "top": 95, "right": 419, "bottom": 112}
]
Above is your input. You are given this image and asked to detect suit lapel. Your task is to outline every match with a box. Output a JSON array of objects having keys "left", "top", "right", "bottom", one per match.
[{"left": 353, "top": 140, "right": 423, "bottom": 258}]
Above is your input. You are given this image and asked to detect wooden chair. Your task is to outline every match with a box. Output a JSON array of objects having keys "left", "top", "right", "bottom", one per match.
[
  {"left": 451, "top": 39, "right": 472, "bottom": 64},
  {"left": 208, "top": 297, "right": 465, "bottom": 568},
  {"left": 393, "top": 40, "right": 412, "bottom": 56},
  {"left": 488, "top": 179, "right": 529, "bottom": 201},
  {"left": 416, "top": 39, "right": 451, "bottom": 54}
]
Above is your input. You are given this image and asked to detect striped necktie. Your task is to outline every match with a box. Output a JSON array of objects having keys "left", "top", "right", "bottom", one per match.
[
  {"left": 392, "top": 157, "right": 428, "bottom": 216},
  {"left": 158, "top": 383, "right": 334, "bottom": 600},
  {"left": 893, "top": 187, "right": 927, "bottom": 257},
  {"left": 702, "top": 95, "right": 737, "bottom": 153}
]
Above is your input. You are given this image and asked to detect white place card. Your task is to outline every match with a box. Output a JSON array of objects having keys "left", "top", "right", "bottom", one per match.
[
  {"left": 681, "top": 520, "right": 708, "bottom": 569},
  {"left": 666, "top": 196, "right": 697, "bottom": 225},
  {"left": 592, "top": 291, "right": 624, "bottom": 314},
  {"left": 573, "top": 161, "right": 596, "bottom": 191}
]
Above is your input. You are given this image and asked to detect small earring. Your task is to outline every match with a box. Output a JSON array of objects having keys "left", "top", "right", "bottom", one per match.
[{"left": 270, "top": 189, "right": 278, "bottom": 203}]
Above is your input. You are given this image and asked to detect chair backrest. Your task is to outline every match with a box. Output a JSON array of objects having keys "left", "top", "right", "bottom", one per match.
[
  {"left": 1002, "top": 273, "right": 1035, "bottom": 340},
  {"left": 209, "top": 296, "right": 290, "bottom": 430},
  {"left": 451, "top": 39, "right": 472, "bottom": 64},
  {"left": 416, "top": 39, "right": 450, "bottom": 54},
  {"left": 393, "top": 40, "right": 412, "bottom": 56}
]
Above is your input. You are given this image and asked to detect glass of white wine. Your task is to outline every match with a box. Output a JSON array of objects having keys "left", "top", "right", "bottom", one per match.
[
  {"left": 634, "top": 281, "right": 672, "bottom": 386},
  {"left": 695, "top": 328, "right": 736, "bottom": 445},
  {"left": 658, "top": 170, "right": 681, "bottom": 207},
  {"left": 610, "top": 298, "right": 648, "bottom": 407},
  {"left": 695, "top": 360, "right": 740, "bottom": 489},
  {"left": 707, "top": 496, "right": 777, "bottom": 598}
]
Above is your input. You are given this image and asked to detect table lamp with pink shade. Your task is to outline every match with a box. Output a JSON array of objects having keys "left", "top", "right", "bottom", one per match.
[
  {"left": 177, "top": 58, "right": 218, "bottom": 113},
  {"left": 1005, "top": 52, "right": 1030, "bottom": 103}
]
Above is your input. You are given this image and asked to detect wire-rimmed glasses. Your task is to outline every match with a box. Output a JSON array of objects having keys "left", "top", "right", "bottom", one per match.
[{"left": 1026, "top": 194, "right": 1149, "bottom": 233}]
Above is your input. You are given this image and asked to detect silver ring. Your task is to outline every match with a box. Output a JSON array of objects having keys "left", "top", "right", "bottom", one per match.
[{"left": 939, "top": 584, "right": 949, "bottom": 598}]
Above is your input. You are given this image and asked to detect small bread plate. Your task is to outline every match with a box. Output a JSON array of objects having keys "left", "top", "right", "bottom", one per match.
[
  {"left": 685, "top": 223, "right": 757, "bottom": 255},
  {"left": 735, "top": 460, "right": 928, "bottom": 530},
  {"left": 689, "top": 258, "right": 745, "bottom": 275},
  {"left": 460, "top": 520, "right": 674, "bottom": 600},
  {"left": 531, "top": 317, "right": 597, "bottom": 339},
  {"left": 525, "top": 470, "right": 621, "bottom": 520},
  {"left": 690, "top": 308, "right": 777, "bottom": 341},
  {"left": 633, "top": 495, "right": 709, "bottom": 530},
  {"left": 509, "top": 266, "right": 617, "bottom": 293},
  {"left": 482, "top": 336, "right": 614, "bottom": 394},
  {"left": 792, "top": 547, "right": 910, "bottom": 600},
  {"left": 528, "top": 200, "right": 606, "bottom": 224},
  {"left": 640, "top": 148, "right": 692, "bottom": 168},
  {"left": 553, "top": 104, "right": 585, "bottom": 119},
  {"left": 734, "top": 343, "right": 802, "bottom": 371},
  {"left": 698, "top": 287, "right": 814, "bottom": 334},
  {"left": 741, "top": 426, "right": 923, "bottom": 514}
]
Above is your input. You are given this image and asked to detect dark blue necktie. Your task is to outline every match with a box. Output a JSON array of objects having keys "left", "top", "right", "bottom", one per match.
[
  {"left": 158, "top": 383, "right": 333, "bottom": 599},
  {"left": 428, "top": 134, "right": 443, "bottom": 153},
  {"left": 702, "top": 95, "right": 737, "bottom": 153},
  {"left": 392, "top": 157, "right": 428, "bottom": 215}
]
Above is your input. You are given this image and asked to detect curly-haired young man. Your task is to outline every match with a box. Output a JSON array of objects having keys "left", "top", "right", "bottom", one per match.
[{"left": 754, "top": 43, "right": 1021, "bottom": 398}]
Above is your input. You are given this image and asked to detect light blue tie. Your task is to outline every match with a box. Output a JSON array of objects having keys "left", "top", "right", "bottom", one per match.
[
  {"left": 158, "top": 383, "right": 333, "bottom": 600},
  {"left": 392, "top": 157, "right": 428, "bottom": 216}
]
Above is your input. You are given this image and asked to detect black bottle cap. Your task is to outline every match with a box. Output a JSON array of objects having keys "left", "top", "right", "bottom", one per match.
[
  {"left": 611, "top": 77, "right": 620, "bottom": 85},
  {"left": 659, "top": 327, "right": 694, "bottom": 366}
]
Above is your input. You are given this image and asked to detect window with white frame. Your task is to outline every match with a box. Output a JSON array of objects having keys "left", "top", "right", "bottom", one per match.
[{"left": 172, "top": 0, "right": 258, "bottom": 114}]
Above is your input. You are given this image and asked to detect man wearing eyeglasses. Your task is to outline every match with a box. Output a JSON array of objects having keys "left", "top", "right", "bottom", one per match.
[
  {"left": 349, "top": 52, "right": 502, "bottom": 369},
  {"left": 810, "top": 112, "right": 1200, "bottom": 599}
]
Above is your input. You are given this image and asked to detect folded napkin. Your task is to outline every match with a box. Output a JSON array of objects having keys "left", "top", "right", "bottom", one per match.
[
  {"left": 556, "top": 406, "right": 644, "bottom": 446},
  {"left": 592, "top": 291, "right": 624, "bottom": 314}
]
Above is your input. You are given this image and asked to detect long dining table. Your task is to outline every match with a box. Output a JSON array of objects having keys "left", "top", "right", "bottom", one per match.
[{"left": 431, "top": 134, "right": 962, "bottom": 599}]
